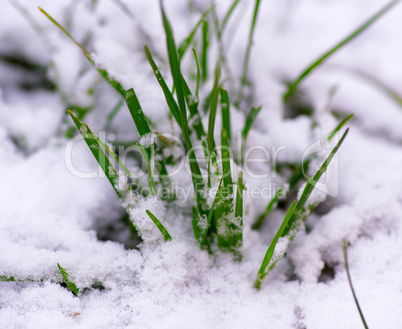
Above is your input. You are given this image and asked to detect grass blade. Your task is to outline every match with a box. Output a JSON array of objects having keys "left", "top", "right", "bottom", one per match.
[
  {"left": 125, "top": 88, "right": 152, "bottom": 137},
  {"left": 221, "top": 0, "right": 241, "bottom": 32},
  {"left": 178, "top": 5, "right": 215, "bottom": 60},
  {"left": 221, "top": 128, "right": 233, "bottom": 191},
  {"left": 39, "top": 7, "right": 90, "bottom": 58},
  {"left": 144, "top": 46, "right": 182, "bottom": 129},
  {"left": 201, "top": 19, "right": 209, "bottom": 82},
  {"left": 241, "top": 106, "right": 261, "bottom": 159},
  {"left": 282, "top": 128, "right": 349, "bottom": 236},
  {"left": 39, "top": 7, "right": 126, "bottom": 97},
  {"left": 327, "top": 113, "right": 353, "bottom": 141},
  {"left": 283, "top": 0, "right": 401, "bottom": 102},
  {"left": 252, "top": 186, "right": 285, "bottom": 230},
  {"left": 345, "top": 68, "right": 402, "bottom": 107},
  {"left": 192, "top": 206, "right": 201, "bottom": 240},
  {"left": 242, "top": 106, "right": 261, "bottom": 140},
  {"left": 146, "top": 210, "right": 172, "bottom": 241},
  {"left": 238, "top": 0, "right": 261, "bottom": 104},
  {"left": 207, "top": 61, "right": 221, "bottom": 154},
  {"left": 220, "top": 89, "right": 231, "bottom": 141},
  {"left": 192, "top": 49, "right": 201, "bottom": 98},
  {"left": 68, "top": 110, "right": 123, "bottom": 199},
  {"left": 57, "top": 263, "right": 79, "bottom": 296},
  {"left": 343, "top": 240, "right": 370, "bottom": 329},
  {"left": 255, "top": 201, "right": 297, "bottom": 289}
]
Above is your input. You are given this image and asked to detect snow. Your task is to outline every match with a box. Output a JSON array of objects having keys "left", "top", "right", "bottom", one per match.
[{"left": 1, "top": 0, "right": 402, "bottom": 328}]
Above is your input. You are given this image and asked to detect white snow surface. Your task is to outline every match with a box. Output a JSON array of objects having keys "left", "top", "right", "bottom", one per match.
[{"left": 1, "top": 0, "right": 402, "bottom": 328}]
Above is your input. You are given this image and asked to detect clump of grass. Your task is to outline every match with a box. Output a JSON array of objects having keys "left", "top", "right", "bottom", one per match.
[
  {"left": 1, "top": 264, "right": 104, "bottom": 296},
  {"left": 39, "top": 0, "right": 395, "bottom": 289},
  {"left": 255, "top": 126, "right": 349, "bottom": 288}
]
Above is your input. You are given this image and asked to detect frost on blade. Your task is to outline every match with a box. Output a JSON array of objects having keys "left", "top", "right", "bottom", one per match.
[
  {"left": 139, "top": 132, "right": 154, "bottom": 148},
  {"left": 126, "top": 198, "right": 169, "bottom": 242},
  {"left": 197, "top": 214, "right": 208, "bottom": 230}
]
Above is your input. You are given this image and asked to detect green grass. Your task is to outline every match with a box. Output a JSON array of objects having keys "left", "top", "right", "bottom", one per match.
[
  {"left": 255, "top": 200, "right": 296, "bottom": 289},
  {"left": 39, "top": 7, "right": 126, "bottom": 98},
  {"left": 282, "top": 128, "right": 349, "bottom": 236},
  {"left": 178, "top": 5, "right": 215, "bottom": 61},
  {"left": 68, "top": 111, "right": 124, "bottom": 199},
  {"left": 39, "top": 0, "right": 388, "bottom": 289},
  {"left": 57, "top": 263, "right": 79, "bottom": 296},
  {"left": 241, "top": 106, "right": 261, "bottom": 159},
  {"left": 327, "top": 113, "right": 353, "bottom": 141},
  {"left": 343, "top": 240, "right": 369, "bottom": 329},
  {"left": 146, "top": 210, "right": 172, "bottom": 241},
  {"left": 1, "top": 264, "right": 104, "bottom": 296},
  {"left": 238, "top": 0, "right": 261, "bottom": 105},
  {"left": 283, "top": 0, "right": 401, "bottom": 102},
  {"left": 220, "top": 89, "right": 231, "bottom": 140},
  {"left": 255, "top": 128, "right": 349, "bottom": 288}
]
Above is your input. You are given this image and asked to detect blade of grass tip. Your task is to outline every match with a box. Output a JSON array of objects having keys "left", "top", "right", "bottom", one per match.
[
  {"left": 144, "top": 45, "right": 182, "bottom": 129},
  {"left": 39, "top": 7, "right": 90, "bottom": 59},
  {"left": 347, "top": 68, "right": 402, "bottom": 107},
  {"left": 192, "top": 48, "right": 200, "bottom": 98},
  {"left": 68, "top": 110, "right": 124, "bottom": 199},
  {"left": 39, "top": 7, "right": 126, "bottom": 98},
  {"left": 282, "top": 128, "right": 349, "bottom": 237},
  {"left": 137, "top": 143, "right": 156, "bottom": 195},
  {"left": 146, "top": 210, "right": 172, "bottom": 241},
  {"left": 327, "top": 113, "right": 353, "bottom": 141},
  {"left": 220, "top": 89, "right": 231, "bottom": 141},
  {"left": 238, "top": 0, "right": 261, "bottom": 105},
  {"left": 252, "top": 186, "right": 284, "bottom": 230},
  {"left": 343, "top": 240, "right": 370, "bottom": 329},
  {"left": 201, "top": 19, "right": 209, "bottom": 82},
  {"left": 255, "top": 200, "right": 297, "bottom": 289},
  {"left": 178, "top": 5, "right": 216, "bottom": 61},
  {"left": 241, "top": 106, "right": 262, "bottom": 159},
  {"left": 160, "top": 3, "right": 186, "bottom": 120},
  {"left": 221, "top": 0, "right": 241, "bottom": 32},
  {"left": 125, "top": 88, "right": 152, "bottom": 137},
  {"left": 57, "top": 263, "right": 79, "bottom": 296},
  {"left": 283, "top": 0, "right": 401, "bottom": 102},
  {"left": 234, "top": 171, "right": 244, "bottom": 247},
  {"left": 200, "top": 178, "right": 223, "bottom": 246}
]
